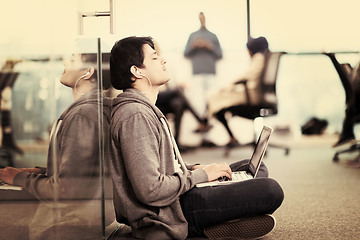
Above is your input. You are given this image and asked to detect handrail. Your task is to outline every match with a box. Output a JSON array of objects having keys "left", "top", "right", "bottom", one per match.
[
  {"left": 78, "top": 0, "right": 114, "bottom": 35},
  {"left": 285, "top": 51, "right": 359, "bottom": 56}
]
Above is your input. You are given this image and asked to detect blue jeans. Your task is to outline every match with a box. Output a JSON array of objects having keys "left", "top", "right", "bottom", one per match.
[{"left": 180, "top": 159, "right": 284, "bottom": 237}]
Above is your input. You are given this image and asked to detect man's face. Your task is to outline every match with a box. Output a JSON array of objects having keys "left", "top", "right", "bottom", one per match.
[
  {"left": 140, "top": 44, "right": 170, "bottom": 86},
  {"left": 60, "top": 53, "right": 87, "bottom": 87}
]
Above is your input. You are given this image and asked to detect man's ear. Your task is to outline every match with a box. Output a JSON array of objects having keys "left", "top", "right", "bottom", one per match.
[
  {"left": 83, "top": 67, "right": 95, "bottom": 80},
  {"left": 130, "top": 65, "right": 142, "bottom": 79}
]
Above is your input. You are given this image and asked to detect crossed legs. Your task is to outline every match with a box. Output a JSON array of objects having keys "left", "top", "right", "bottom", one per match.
[{"left": 180, "top": 160, "right": 284, "bottom": 237}]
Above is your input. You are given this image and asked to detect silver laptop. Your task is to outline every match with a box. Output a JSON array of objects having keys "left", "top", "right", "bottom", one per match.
[{"left": 195, "top": 125, "right": 273, "bottom": 188}]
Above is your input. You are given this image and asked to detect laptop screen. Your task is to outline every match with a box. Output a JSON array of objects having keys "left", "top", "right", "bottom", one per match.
[{"left": 248, "top": 126, "right": 272, "bottom": 176}]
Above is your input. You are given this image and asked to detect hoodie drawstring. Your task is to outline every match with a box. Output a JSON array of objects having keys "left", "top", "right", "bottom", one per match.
[{"left": 160, "top": 117, "right": 187, "bottom": 173}]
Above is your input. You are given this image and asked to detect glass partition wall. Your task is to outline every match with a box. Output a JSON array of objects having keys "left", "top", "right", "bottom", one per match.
[{"left": 0, "top": 37, "right": 116, "bottom": 240}]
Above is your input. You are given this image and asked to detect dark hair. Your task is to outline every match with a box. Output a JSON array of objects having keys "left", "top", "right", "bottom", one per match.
[
  {"left": 246, "top": 37, "right": 269, "bottom": 55},
  {"left": 81, "top": 53, "right": 111, "bottom": 90},
  {"left": 110, "top": 36, "right": 155, "bottom": 90}
]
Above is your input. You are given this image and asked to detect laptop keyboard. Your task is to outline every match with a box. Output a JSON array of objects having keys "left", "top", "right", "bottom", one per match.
[{"left": 232, "top": 171, "right": 253, "bottom": 180}]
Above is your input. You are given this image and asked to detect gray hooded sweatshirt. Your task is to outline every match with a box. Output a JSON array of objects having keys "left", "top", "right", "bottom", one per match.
[
  {"left": 109, "top": 88, "right": 208, "bottom": 239},
  {"left": 14, "top": 89, "right": 112, "bottom": 200},
  {"left": 12, "top": 89, "right": 114, "bottom": 239}
]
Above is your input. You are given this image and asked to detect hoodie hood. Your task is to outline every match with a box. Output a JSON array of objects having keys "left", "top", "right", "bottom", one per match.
[{"left": 112, "top": 88, "right": 165, "bottom": 120}]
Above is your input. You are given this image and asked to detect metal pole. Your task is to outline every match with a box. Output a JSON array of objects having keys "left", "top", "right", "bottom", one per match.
[
  {"left": 78, "top": 12, "right": 84, "bottom": 35},
  {"left": 247, "top": 0, "right": 251, "bottom": 40},
  {"left": 96, "top": 37, "right": 105, "bottom": 239},
  {"left": 110, "top": 0, "right": 114, "bottom": 34}
]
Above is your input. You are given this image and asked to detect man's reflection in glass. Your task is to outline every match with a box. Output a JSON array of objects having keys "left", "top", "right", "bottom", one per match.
[{"left": 0, "top": 50, "right": 115, "bottom": 239}]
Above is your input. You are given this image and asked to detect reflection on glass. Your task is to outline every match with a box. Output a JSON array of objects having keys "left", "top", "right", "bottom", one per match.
[
  {"left": 0, "top": 65, "right": 21, "bottom": 167},
  {"left": 0, "top": 38, "right": 115, "bottom": 240}
]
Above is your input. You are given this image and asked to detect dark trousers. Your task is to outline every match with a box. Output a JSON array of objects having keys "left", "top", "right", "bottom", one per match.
[
  {"left": 214, "top": 105, "right": 259, "bottom": 139},
  {"left": 180, "top": 159, "right": 284, "bottom": 237},
  {"left": 156, "top": 89, "right": 186, "bottom": 142},
  {"left": 214, "top": 109, "right": 234, "bottom": 138},
  {"left": 156, "top": 88, "right": 205, "bottom": 142}
]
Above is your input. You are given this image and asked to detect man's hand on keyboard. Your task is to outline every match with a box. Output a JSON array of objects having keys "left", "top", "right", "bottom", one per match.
[
  {"left": 0, "top": 167, "right": 21, "bottom": 185},
  {"left": 202, "top": 162, "right": 232, "bottom": 182},
  {"left": 218, "top": 176, "right": 231, "bottom": 182}
]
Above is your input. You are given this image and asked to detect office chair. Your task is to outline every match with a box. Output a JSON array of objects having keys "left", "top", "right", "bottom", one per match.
[
  {"left": 223, "top": 51, "right": 290, "bottom": 157},
  {"left": 324, "top": 53, "right": 360, "bottom": 162}
]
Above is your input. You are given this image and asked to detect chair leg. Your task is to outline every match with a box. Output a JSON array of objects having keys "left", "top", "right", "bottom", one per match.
[
  {"left": 223, "top": 119, "right": 290, "bottom": 157},
  {"left": 223, "top": 118, "right": 260, "bottom": 157},
  {"left": 268, "top": 143, "right": 290, "bottom": 155}
]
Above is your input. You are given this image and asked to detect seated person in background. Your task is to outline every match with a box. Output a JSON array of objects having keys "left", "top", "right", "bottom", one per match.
[
  {"left": 0, "top": 51, "right": 114, "bottom": 239},
  {"left": 108, "top": 36, "right": 283, "bottom": 239},
  {"left": 156, "top": 85, "right": 208, "bottom": 152},
  {"left": 207, "top": 36, "right": 269, "bottom": 148}
]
